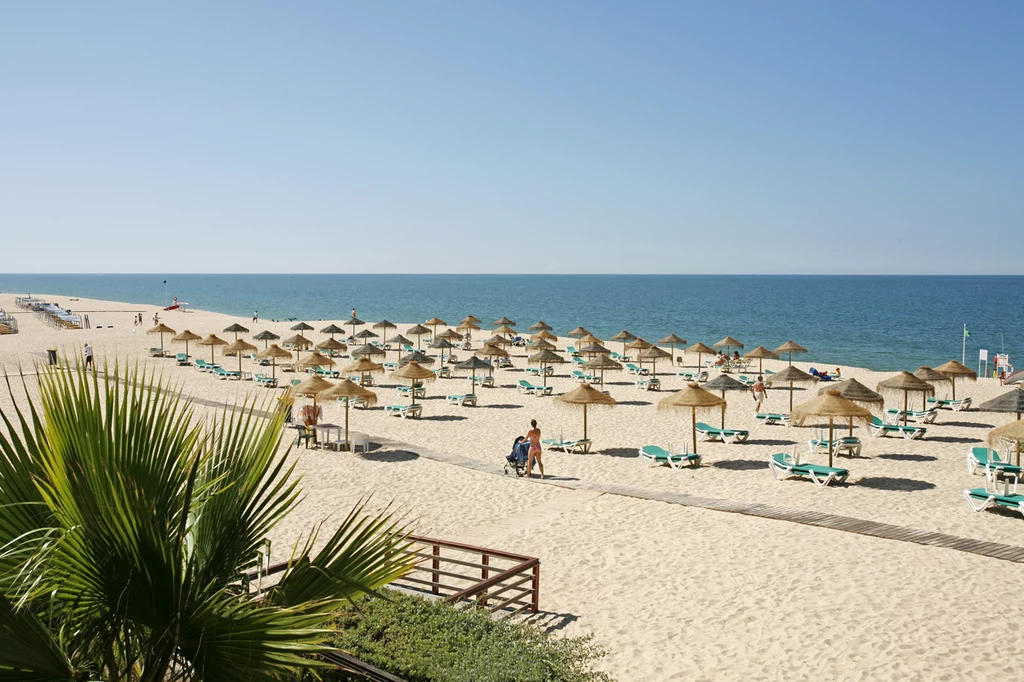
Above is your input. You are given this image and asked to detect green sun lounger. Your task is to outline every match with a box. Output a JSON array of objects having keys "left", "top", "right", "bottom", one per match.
[
  {"left": 967, "top": 447, "right": 1022, "bottom": 476},
  {"left": 755, "top": 413, "right": 790, "bottom": 426},
  {"left": 638, "top": 445, "right": 701, "bottom": 469},
  {"left": 869, "top": 416, "right": 926, "bottom": 440},
  {"left": 964, "top": 487, "right": 1024, "bottom": 516},
  {"left": 769, "top": 453, "right": 849, "bottom": 487},
  {"left": 695, "top": 422, "right": 749, "bottom": 444}
]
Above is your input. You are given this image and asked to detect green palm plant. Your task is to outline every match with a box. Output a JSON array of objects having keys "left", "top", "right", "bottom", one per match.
[{"left": 0, "top": 362, "right": 414, "bottom": 681}]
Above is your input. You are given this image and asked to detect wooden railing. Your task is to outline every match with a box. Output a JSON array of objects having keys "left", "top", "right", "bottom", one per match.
[{"left": 246, "top": 534, "right": 540, "bottom": 617}]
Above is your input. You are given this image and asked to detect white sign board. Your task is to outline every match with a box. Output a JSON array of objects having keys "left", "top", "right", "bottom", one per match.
[{"left": 980, "top": 349, "right": 988, "bottom": 362}]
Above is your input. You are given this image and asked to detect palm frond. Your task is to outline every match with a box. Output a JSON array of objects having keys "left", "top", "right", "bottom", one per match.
[{"left": 0, "top": 594, "right": 76, "bottom": 682}]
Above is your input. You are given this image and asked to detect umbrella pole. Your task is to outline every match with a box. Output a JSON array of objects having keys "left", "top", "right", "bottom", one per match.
[
  {"left": 903, "top": 391, "right": 908, "bottom": 426},
  {"left": 211, "top": 346, "right": 215, "bottom": 364},
  {"left": 828, "top": 417, "right": 835, "bottom": 468},
  {"left": 951, "top": 378, "right": 957, "bottom": 400},
  {"left": 721, "top": 390, "right": 726, "bottom": 429},
  {"left": 543, "top": 364, "right": 548, "bottom": 387},
  {"left": 789, "top": 382, "right": 794, "bottom": 411},
  {"left": 238, "top": 354, "right": 242, "bottom": 375},
  {"left": 848, "top": 416, "right": 853, "bottom": 437},
  {"left": 691, "top": 407, "right": 697, "bottom": 455},
  {"left": 583, "top": 403, "right": 588, "bottom": 440},
  {"left": 272, "top": 358, "right": 276, "bottom": 380},
  {"left": 759, "top": 358, "right": 763, "bottom": 373},
  {"left": 472, "top": 369, "right": 476, "bottom": 393},
  {"left": 345, "top": 402, "right": 350, "bottom": 452},
  {"left": 411, "top": 379, "right": 416, "bottom": 405}
]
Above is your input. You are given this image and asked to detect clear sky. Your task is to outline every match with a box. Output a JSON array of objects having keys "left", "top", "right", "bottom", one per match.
[{"left": 1, "top": 2, "right": 1021, "bottom": 274}]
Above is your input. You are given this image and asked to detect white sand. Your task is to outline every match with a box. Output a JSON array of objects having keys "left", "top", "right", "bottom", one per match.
[{"left": 3, "top": 292, "right": 1024, "bottom": 680}]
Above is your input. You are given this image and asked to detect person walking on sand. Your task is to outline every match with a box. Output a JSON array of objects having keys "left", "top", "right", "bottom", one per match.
[
  {"left": 253, "top": 310, "right": 259, "bottom": 323},
  {"left": 84, "top": 342, "right": 94, "bottom": 370},
  {"left": 524, "top": 419, "right": 544, "bottom": 479},
  {"left": 752, "top": 375, "right": 767, "bottom": 413}
]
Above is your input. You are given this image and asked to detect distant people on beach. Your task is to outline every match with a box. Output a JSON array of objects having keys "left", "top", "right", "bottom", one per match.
[
  {"left": 523, "top": 419, "right": 543, "bottom": 479},
  {"left": 253, "top": 310, "right": 259, "bottom": 323},
  {"left": 351, "top": 308, "right": 356, "bottom": 318},
  {"left": 84, "top": 343, "right": 94, "bottom": 368},
  {"left": 714, "top": 352, "right": 726, "bottom": 367},
  {"left": 153, "top": 312, "right": 159, "bottom": 325},
  {"left": 752, "top": 375, "right": 767, "bottom": 412}
]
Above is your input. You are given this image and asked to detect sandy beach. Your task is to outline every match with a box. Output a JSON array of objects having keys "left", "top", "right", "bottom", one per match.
[{"left": 3, "top": 292, "right": 1024, "bottom": 681}]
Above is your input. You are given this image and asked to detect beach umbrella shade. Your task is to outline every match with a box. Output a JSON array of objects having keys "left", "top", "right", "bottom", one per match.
[
  {"left": 987, "top": 419, "right": 1024, "bottom": 467},
  {"left": 253, "top": 329, "right": 280, "bottom": 348},
  {"left": 493, "top": 324, "right": 517, "bottom": 337},
  {"left": 255, "top": 343, "right": 292, "bottom": 379},
  {"left": 456, "top": 320, "right": 481, "bottom": 341},
  {"left": 704, "top": 374, "right": 750, "bottom": 429},
  {"left": 638, "top": 345, "right": 672, "bottom": 378},
  {"left": 430, "top": 337, "right": 455, "bottom": 364},
  {"left": 556, "top": 384, "right": 616, "bottom": 442},
  {"left": 818, "top": 378, "right": 885, "bottom": 435},
  {"left": 775, "top": 340, "right": 808, "bottom": 366},
  {"left": 406, "top": 324, "right": 431, "bottom": 349},
  {"left": 197, "top": 334, "right": 227, "bottom": 364},
  {"left": 296, "top": 351, "right": 335, "bottom": 375},
  {"left": 913, "top": 366, "right": 952, "bottom": 409},
  {"left": 438, "top": 329, "right": 463, "bottom": 341},
  {"left": 425, "top": 317, "right": 447, "bottom": 337},
  {"left": 457, "top": 356, "right": 492, "bottom": 392},
  {"left": 351, "top": 343, "right": 386, "bottom": 362},
  {"left": 659, "top": 334, "right": 687, "bottom": 364},
  {"left": 529, "top": 339, "right": 557, "bottom": 352},
  {"left": 979, "top": 389, "right": 1024, "bottom": 465},
  {"left": 291, "top": 322, "right": 314, "bottom": 332},
  {"left": 792, "top": 389, "right": 874, "bottom": 467},
  {"left": 658, "top": 383, "right": 726, "bottom": 455},
  {"left": 223, "top": 338, "right": 257, "bottom": 374},
  {"left": 320, "top": 323, "right": 345, "bottom": 339},
  {"left": 626, "top": 338, "right": 653, "bottom": 368},
  {"left": 342, "top": 357, "right": 384, "bottom": 387},
  {"left": 354, "top": 329, "right": 379, "bottom": 341},
  {"left": 935, "top": 359, "right": 978, "bottom": 400},
  {"left": 147, "top": 323, "right": 176, "bottom": 350},
  {"left": 282, "top": 334, "right": 312, "bottom": 363},
  {"left": 567, "top": 326, "right": 590, "bottom": 339},
  {"left": 399, "top": 350, "right": 434, "bottom": 366},
  {"left": 291, "top": 375, "right": 334, "bottom": 416},
  {"left": 171, "top": 329, "right": 202, "bottom": 357},
  {"left": 476, "top": 343, "right": 509, "bottom": 359},
  {"left": 876, "top": 372, "right": 935, "bottom": 426},
  {"left": 529, "top": 349, "right": 566, "bottom": 386},
  {"left": 461, "top": 315, "right": 481, "bottom": 325},
  {"left": 347, "top": 315, "right": 365, "bottom": 340},
  {"left": 744, "top": 346, "right": 778, "bottom": 373},
  {"left": 685, "top": 342, "right": 715, "bottom": 369},
  {"left": 577, "top": 333, "right": 602, "bottom": 348},
  {"left": 222, "top": 323, "right": 249, "bottom": 341},
  {"left": 529, "top": 321, "right": 553, "bottom": 332},
  {"left": 388, "top": 334, "right": 413, "bottom": 360},
  {"left": 611, "top": 330, "right": 637, "bottom": 357},
  {"left": 316, "top": 337, "right": 347, "bottom": 357},
  {"left": 579, "top": 342, "right": 611, "bottom": 358},
  {"left": 769, "top": 365, "right": 818, "bottom": 411},
  {"left": 392, "top": 361, "right": 436, "bottom": 405},
  {"left": 713, "top": 336, "right": 745, "bottom": 356},
  {"left": 493, "top": 317, "right": 516, "bottom": 327},
  {"left": 318, "top": 379, "right": 378, "bottom": 451},
  {"left": 532, "top": 330, "right": 557, "bottom": 343},
  {"left": 582, "top": 354, "right": 622, "bottom": 388},
  {"left": 372, "top": 320, "right": 396, "bottom": 343},
  {"left": 486, "top": 334, "right": 511, "bottom": 347}
]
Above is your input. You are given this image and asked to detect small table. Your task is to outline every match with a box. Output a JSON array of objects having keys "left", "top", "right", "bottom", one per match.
[
  {"left": 312, "top": 423, "right": 341, "bottom": 448},
  {"left": 330, "top": 430, "right": 370, "bottom": 452}
]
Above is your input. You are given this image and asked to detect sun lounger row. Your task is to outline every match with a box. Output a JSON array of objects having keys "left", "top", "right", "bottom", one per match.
[
  {"left": 385, "top": 404, "right": 422, "bottom": 418},
  {"left": 929, "top": 397, "right": 972, "bottom": 411},
  {"left": 543, "top": 438, "right": 592, "bottom": 454},
  {"left": 695, "top": 422, "right": 749, "bottom": 444},
  {"left": 518, "top": 380, "right": 553, "bottom": 396},
  {"left": 808, "top": 436, "right": 862, "bottom": 457},
  {"left": 885, "top": 408, "right": 938, "bottom": 424},
  {"left": 755, "top": 413, "right": 790, "bottom": 426},
  {"left": 445, "top": 393, "right": 477, "bottom": 407},
  {"left": 869, "top": 416, "right": 926, "bottom": 440},
  {"left": 769, "top": 452, "right": 849, "bottom": 487},
  {"left": 638, "top": 445, "right": 701, "bottom": 468}
]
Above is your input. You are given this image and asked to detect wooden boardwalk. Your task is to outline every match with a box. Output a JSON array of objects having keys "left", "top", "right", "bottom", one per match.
[{"left": 375, "top": 437, "right": 1024, "bottom": 565}]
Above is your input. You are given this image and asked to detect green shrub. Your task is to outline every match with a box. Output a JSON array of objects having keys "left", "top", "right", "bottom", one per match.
[{"left": 313, "top": 590, "right": 614, "bottom": 682}]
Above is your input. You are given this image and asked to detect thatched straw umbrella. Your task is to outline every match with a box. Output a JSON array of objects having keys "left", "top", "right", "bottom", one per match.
[
  {"left": 351, "top": 343, "right": 386, "bottom": 362},
  {"left": 775, "top": 340, "right": 807, "bottom": 366},
  {"left": 316, "top": 337, "right": 347, "bottom": 357},
  {"left": 461, "top": 315, "right": 481, "bottom": 326},
  {"left": 223, "top": 339, "right": 257, "bottom": 374},
  {"left": 456, "top": 320, "right": 481, "bottom": 342},
  {"left": 291, "top": 375, "right": 334, "bottom": 422},
  {"left": 475, "top": 343, "right": 509, "bottom": 371},
  {"left": 529, "top": 321, "right": 553, "bottom": 332},
  {"left": 792, "top": 389, "right": 873, "bottom": 467},
  {"left": 567, "top": 327, "right": 590, "bottom": 339},
  {"left": 626, "top": 338, "right": 653, "bottom": 368},
  {"left": 658, "top": 383, "right": 726, "bottom": 455},
  {"left": 713, "top": 336, "right": 744, "bottom": 356},
  {"left": 388, "top": 334, "right": 412, "bottom": 361},
  {"left": 197, "top": 334, "right": 227, "bottom": 364},
  {"left": 342, "top": 357, "right": 384, "bottom": 386},
  {"left": 579, "top": 342, "right": 611, "bottom": 358},
  {"left": 494, "top": 324, "right": 517, "bottom": 338},
  {"left": 639, "top": 345, "right": 672, "bottom": 378},
  {"left": 457, "top": 356, "right": 492, "bottom": 393},
  {"left": 438, "top": 329, "right": 463, "bottom": 342},
  {"left": 913, "top": 366, "right": 952, "bottom": 409},
  {"left": 556, "top": 384, "right": 616, "bottom": 442},
  {"left": 486, "top": 334, "right": 511, "bottom": 348},
  {"left": 253, "top": 330, "right": 280, "bottom": 349},
  {"left": 611, "top": 330, "right": 636, "bottom": 357},
  {"left": 582, "top": 354, "right": 621, "bottom": 389},
  {"left": 744, "top": 346, "right": 778, "bottom": 373},
  {"left": 987, "top": 419, "right": 1024, "bottom": 467},
  {"left": 425, "top": 317, "right": 447, "bottom": 338},
  {"left": 282, "top": 334, "right": 312, "bottom": 364},
  {"left": 529, "top": 349, "right": 566, "bottom": 386},
  {"left": 321, "top": 323, "right": 345, "bottom": 339},
  {"left": 769, "top": 365, "right": 818, "bottom": 410},
  {"left": 296, "top": 351, "right": 335, "bottom": 374},
  {"left": 354, "top": 329, "right": 379, "bottom": 342},
  {"left": 171, "top": 329, "right": 201, "bottom": 358},
  {"left": 494, "top": 317, "right": 516, "bottom": 328},
  {"left": 392, "top": 361, "right": 436, "bottom": 405},
  {"left": 347, "top": 315, "right": 365, "bottom": 340},
  {"left": 406, "top": 324, "right": 431, "bottom": 350},
  {"left": 577, "top": 333, "right": 602, "bottom": 348},
  {"left": 659, "top": 334, "right": 687, "bottom": 364},
  {"left": 372, "top": 320, "right": 397, "bottom": 340},
  {"left": 399, "top": 350, "right": 434, "bottom": 366},
  {"left": 818, "top": 378, "right": 885, "bottom": 436},
  {"left": 876, "top": 372, "right": 935, "bottom": 426},
  {"left": 935, "top": 359, "right": 977, "bottom": 400},
  {"left": 685, "top": 342, "right": 715, "bottom": 369},
  {"left": 531, "top": 339, "right": 557, "bottom": 352},
  {"left": 430, "top": 337, "right": 455, "bottom": 364},
  {"left": 147, "top": 323, "right": 176, "bottom": 350},
  {"left": 979, "top": 389, "right": 1024, "bottom": 465},
  {"left": 222, "top": 323, "right": 249, "bottom": 341},
  {"left": 255, "top": 344, "right": 292, "bottom": 379},
  {"left": 291, "top": 322, "right": 314, "bottom": 332},
  {"left": 318, "top": 379, "right": 378, "bottom": 451},
  {"left": 705, "top": 374, "right": 750, "bottom": 429},
  {"left": 532, "top": 330, "right": 557, "bottom": 343}
]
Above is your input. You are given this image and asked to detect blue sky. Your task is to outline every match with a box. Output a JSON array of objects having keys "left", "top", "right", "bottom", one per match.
[{"left": 1, "top": 2, "right": 1021, "bottom": 274}]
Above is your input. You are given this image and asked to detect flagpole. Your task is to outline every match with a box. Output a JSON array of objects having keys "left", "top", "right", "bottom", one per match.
[{"left": 962, "top": 324, "right": 967, "bottom": 365}]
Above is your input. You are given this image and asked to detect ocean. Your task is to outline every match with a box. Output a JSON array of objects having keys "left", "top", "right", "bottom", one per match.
[{"left": 1, "top": 274, "right": 1020, "bottom": 372}]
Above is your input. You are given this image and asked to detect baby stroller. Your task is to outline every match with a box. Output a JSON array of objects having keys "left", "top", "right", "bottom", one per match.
[{"left": 504, "top": 436, "right": 530, "bottom": 477}]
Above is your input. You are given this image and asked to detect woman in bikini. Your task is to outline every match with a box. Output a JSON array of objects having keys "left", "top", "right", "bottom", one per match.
[{"left": 524, "top": 419, "right": 544, "bottom": 479}]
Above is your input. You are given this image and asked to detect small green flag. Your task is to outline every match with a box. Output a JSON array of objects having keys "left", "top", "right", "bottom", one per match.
[{"left": 964, "top": 328, "right": 971, "bottom": 338}]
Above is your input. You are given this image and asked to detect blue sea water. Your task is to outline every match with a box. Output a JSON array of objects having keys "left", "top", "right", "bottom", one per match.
[{"left": 1, "top": 274, "right": 1020, "bottom": 372}]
